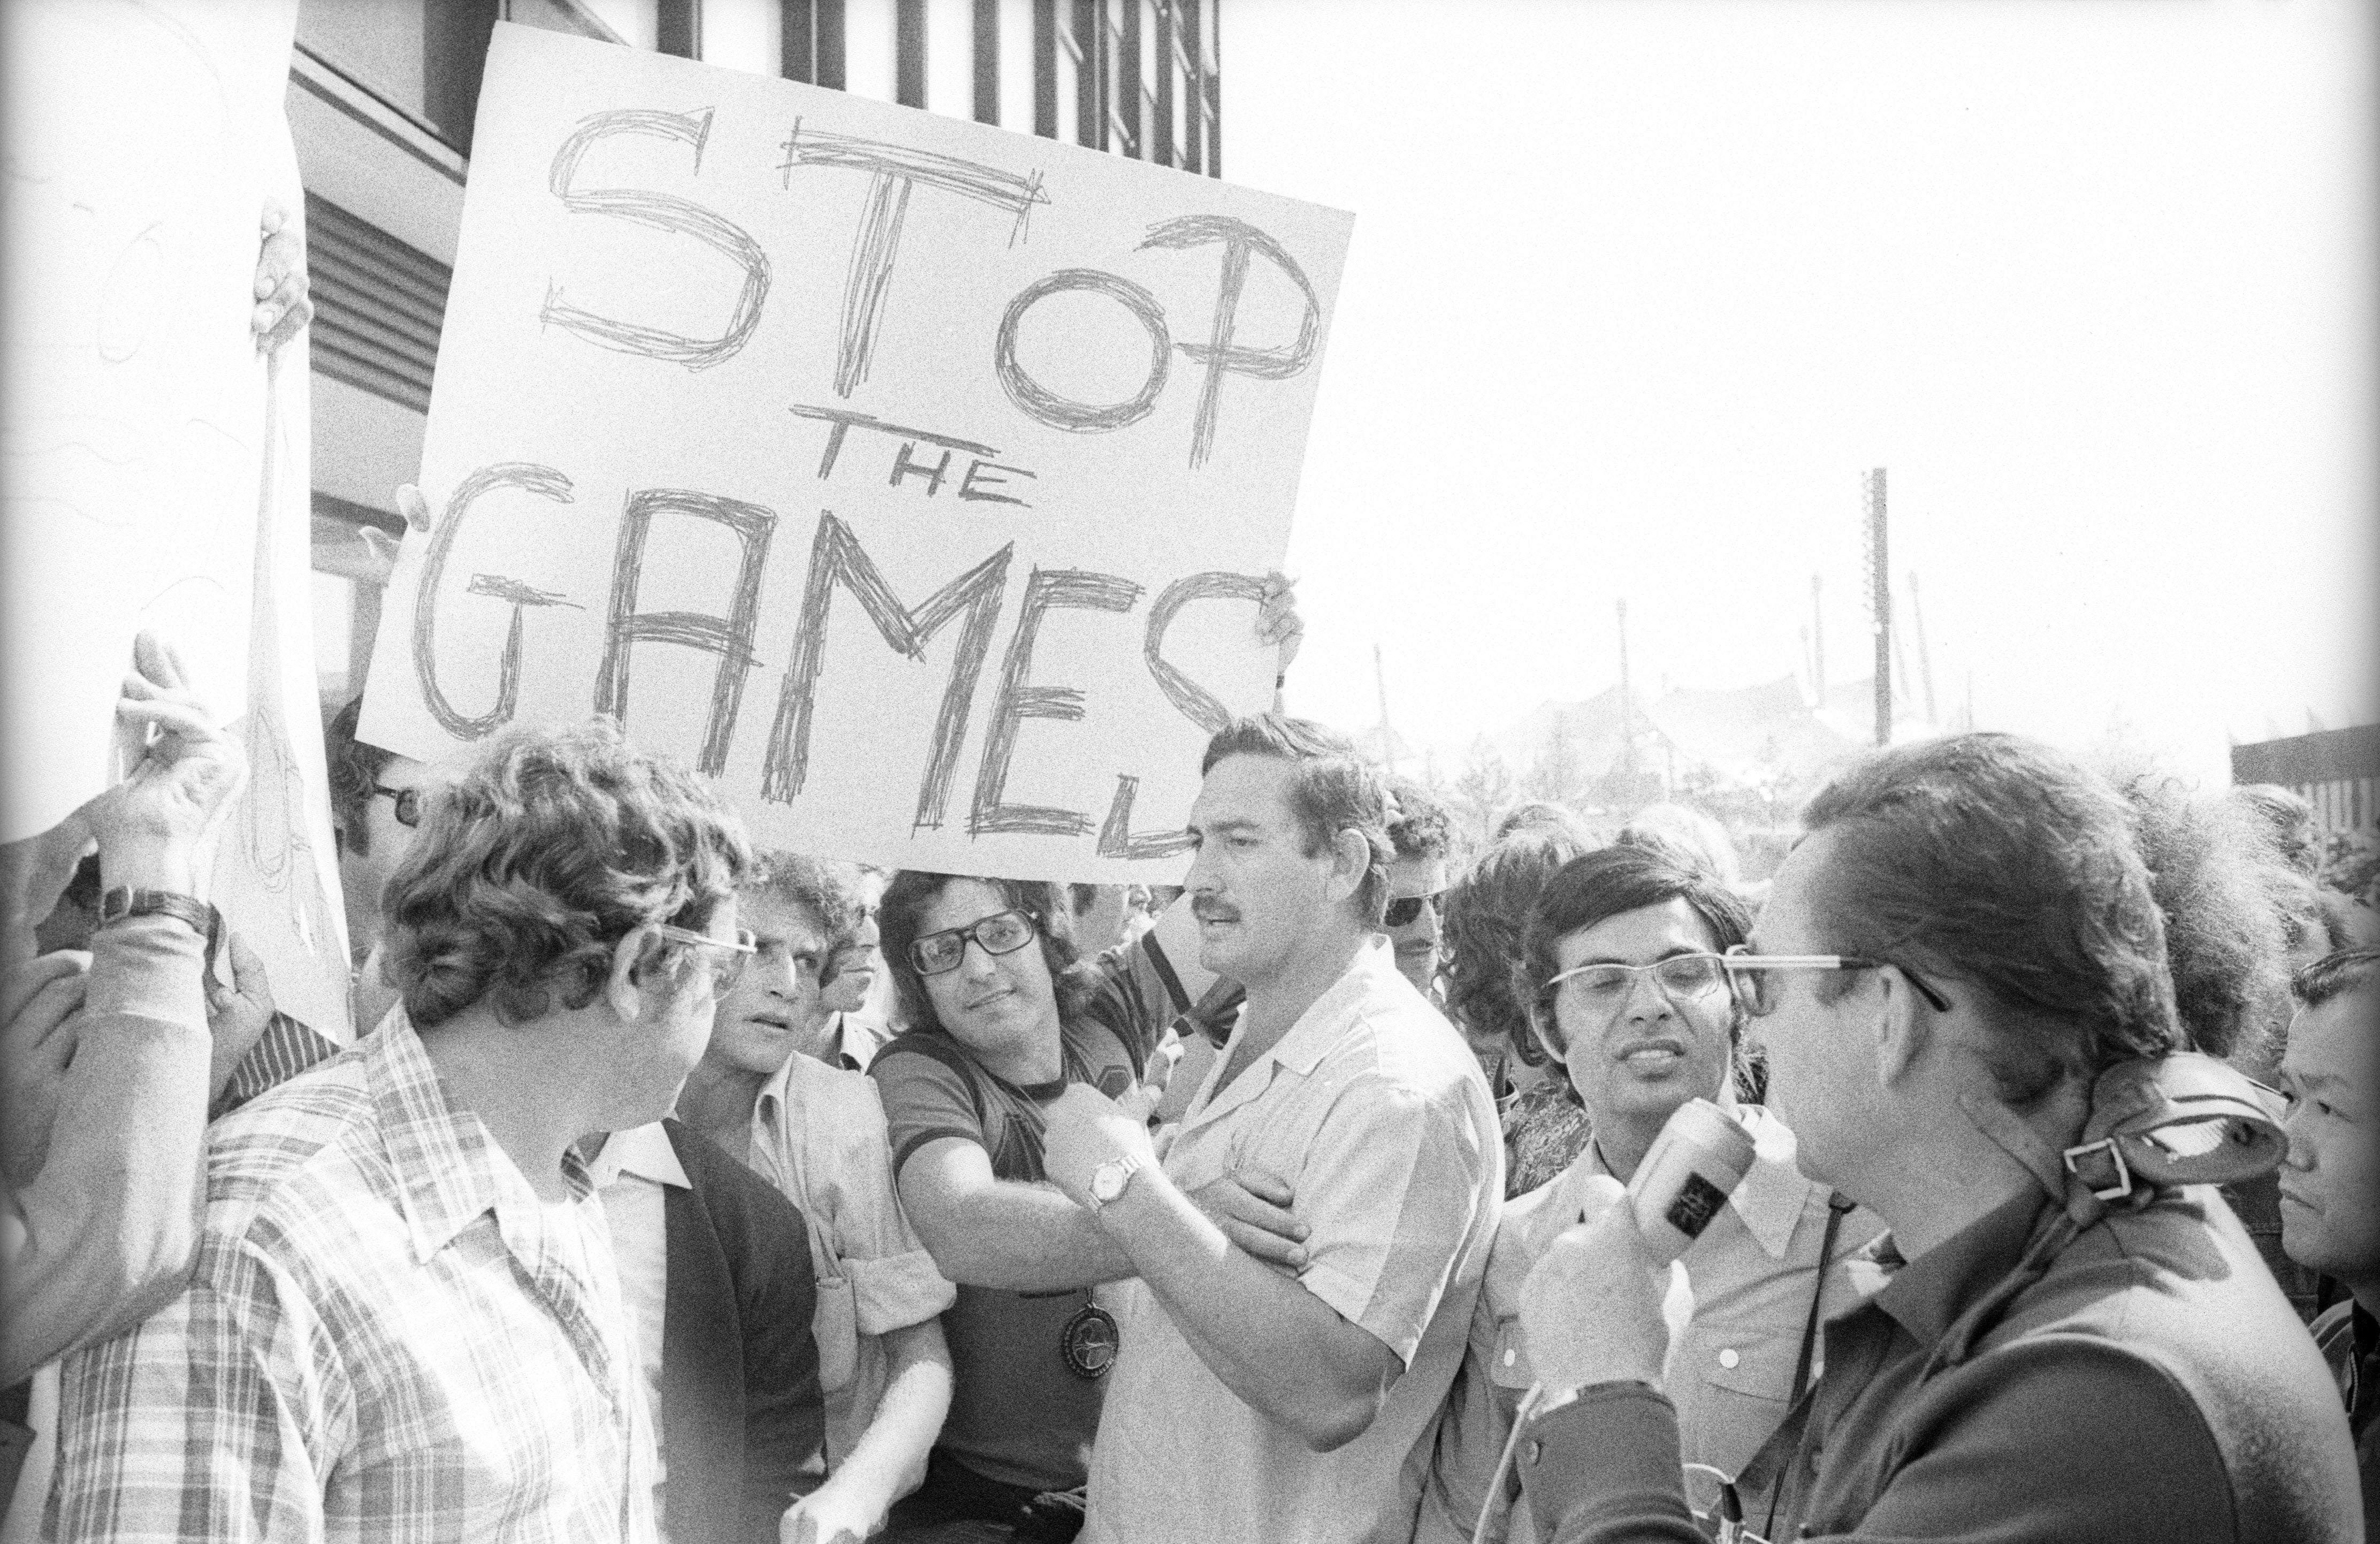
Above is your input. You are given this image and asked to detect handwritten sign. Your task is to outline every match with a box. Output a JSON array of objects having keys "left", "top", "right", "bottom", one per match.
[
  {"left": 360, "top": 24, "right": 1351, "bottom": 883},
  {"left": 0, "top": 0, "right": 300, "bottom": 842}
]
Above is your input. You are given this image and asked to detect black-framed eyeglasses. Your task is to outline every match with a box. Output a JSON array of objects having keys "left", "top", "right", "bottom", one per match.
[
  {"left": 907, "top": 908, "right": 1039, "bottom": 976},
  {"left": 1720, "top": 945, "right": 1953, "bottom": 1016},
  {"left": 652, "top": 923, "right": 758, "bottom": 991},
  {"left": 1532, "top": 952, "right": 1733, "bottom": 1059},
  {"left": 372, "top": 784, "right": 424, "bottom": 828},
  {"left": 1382, "top": 889, "right": 1447, "bottom": 929}
]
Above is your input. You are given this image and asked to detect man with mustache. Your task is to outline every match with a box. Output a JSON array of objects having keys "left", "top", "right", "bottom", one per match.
[{"left": 1041, "top": 714, "right": 1502, "bottom": 1544}]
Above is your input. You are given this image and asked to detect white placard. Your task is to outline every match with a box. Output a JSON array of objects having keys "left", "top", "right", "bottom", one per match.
[
  {"left": 361, "top": 24, "right": 1351, "bottom": 882},
  {"left": 0, "top": 0, "right": 300, "bottom": 842}
]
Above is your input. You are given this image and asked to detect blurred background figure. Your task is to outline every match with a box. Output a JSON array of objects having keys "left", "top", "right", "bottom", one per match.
[
  {"left": 1384, "top": 777, "right": 1458, "bottom": 1003},
  {"left": 2113, "top": 766, "right": 2321, "bottom": 1321},
  {"left": 1439, "top": 823, "right": 1598, "bottom": 1195}
]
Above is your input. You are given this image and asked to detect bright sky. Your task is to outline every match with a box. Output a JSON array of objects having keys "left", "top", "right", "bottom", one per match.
[{"left": 1223, "top": 0, "right": 2375, "bottom": 786}]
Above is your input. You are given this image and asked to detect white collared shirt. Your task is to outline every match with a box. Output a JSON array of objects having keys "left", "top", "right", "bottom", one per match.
[
  {"left": 590, "top": 1122, "right": 692, "bottom": 1537},
  {"left": 1421, "top": 1103, "right": 1887, "bottom": 1543},
  {"left": 1086, "top": 936, "right": 1505, "bottom": 1544}
]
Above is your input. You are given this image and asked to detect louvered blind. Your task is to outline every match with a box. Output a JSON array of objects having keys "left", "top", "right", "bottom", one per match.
[{"left": 305, "top": 193, "right": 449, "bottom": 414}]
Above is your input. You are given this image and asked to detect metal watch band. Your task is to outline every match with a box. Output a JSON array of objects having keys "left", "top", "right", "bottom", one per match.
[
  {"left": 1089, "top": 1154, "right": 1145, "bottom": 1210},
  {"left": 96, "top": 886, "right": 223, "bottom": 960}
]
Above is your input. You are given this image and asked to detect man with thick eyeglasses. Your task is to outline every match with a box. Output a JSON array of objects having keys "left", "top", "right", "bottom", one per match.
[
  {"left": 1510, "top": 732, "right": 2360, "bottom": 1543},
  {"left": 1420, "top": 845, "right": 1881, "bottom": 1542},
  {"left": 50, "top": 721, "right": 754, "bottom": 1544},
  {"left": 867, "top": 873, "right": 1284, "bottom": 1541},
  {"left": 1035, "top": 714, "right": 1502, "bottom": 1544}
]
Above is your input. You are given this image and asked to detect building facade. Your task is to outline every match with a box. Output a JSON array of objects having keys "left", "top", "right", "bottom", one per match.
[
  {"left": 295, "top": 0, "right": 1221, "bottom": 712},
  {"left": 2231, "top": 723, "right": 2380, "bottom": 837}
]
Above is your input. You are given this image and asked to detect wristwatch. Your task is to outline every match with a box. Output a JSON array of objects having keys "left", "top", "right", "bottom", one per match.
[
  {"left": 1088, "top": 1154, "right": 1145, "bottom": 1210},
  {"left": 97, "top": 886, "right": 223, "bottom": 959}
]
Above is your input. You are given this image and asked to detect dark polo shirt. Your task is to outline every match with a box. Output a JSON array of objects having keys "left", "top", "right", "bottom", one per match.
[{"left": 1519, "top": 1186, "right": 2361, "bottom": 1542}]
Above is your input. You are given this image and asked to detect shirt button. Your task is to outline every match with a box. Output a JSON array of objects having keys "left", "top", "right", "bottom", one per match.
[
  {"left": 1502, "top": 1348, "right": 1517, "bottom": 1368},
  {"left": 1719, "top": 1348, "right": 1740, "bottom": 1369},
  {"left": 1525, "top": 1441, "right": 1543, "bottom": 1466}
]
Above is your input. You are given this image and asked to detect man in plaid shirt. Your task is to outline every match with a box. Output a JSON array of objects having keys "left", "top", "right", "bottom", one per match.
[{"left": 47, "top": 721, "right": 755, "bottom": 1542}]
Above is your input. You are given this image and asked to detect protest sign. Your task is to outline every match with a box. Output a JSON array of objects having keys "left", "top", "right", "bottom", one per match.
[
  {"left": 361, "top": 23, "right": 1352, "bottom": 883},
  {"left": 0, "top": 0, "right": 298, "bottom": 843},
  {"left": 1, "top": 0, "right": 350, "bottom": 1035}
]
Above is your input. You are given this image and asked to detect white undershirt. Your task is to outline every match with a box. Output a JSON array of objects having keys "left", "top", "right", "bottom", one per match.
[{"left": 589, "top": 1122, "right": 691, "bottom": 1540}]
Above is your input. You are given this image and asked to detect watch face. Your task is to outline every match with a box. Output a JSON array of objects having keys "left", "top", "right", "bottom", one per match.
[{"left": 1092, "top": 1161, "right": 1128, "bottom": 1202}]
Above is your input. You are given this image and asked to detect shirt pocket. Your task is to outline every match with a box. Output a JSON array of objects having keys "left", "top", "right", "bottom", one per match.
[
  {"left": 1488, "top": 1314, "right": 1535, "bottom": 1392},
  {"left": 1682, "top": 1325, "right": 1799, "bottom": 1476},
  {"left": 812, "top": 1275, "right": 860, "bottom": 1394}
]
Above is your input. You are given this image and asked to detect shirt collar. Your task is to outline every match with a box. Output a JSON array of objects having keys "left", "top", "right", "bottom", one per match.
[
  {"left": 1730, "top": 1105, "right": 1821, "bottom": 1259},
  {"left": 1267, "top": 936, "right": 1402, "bottom": 1076},
  {"left": 586, "top": 1121, "right": 690, "bottom": 1190},
  {"left": 830, "top": 1011, "right": 883, "bottom": 1073},
  {"left": 1870, "top": 1188, "right": 2046, "bottom": 1348},
  {"left": 366, "top": 1010, "right": 585, "bottom": 1265}
]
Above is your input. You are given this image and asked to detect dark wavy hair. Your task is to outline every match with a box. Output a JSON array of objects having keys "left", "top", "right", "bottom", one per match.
[
  {"left": 1386, "top": 777, "right": 1456, "bottom": 865},
  {"left": 1799, "top": 732, "right": 2181, "bottom": 1106},
  {"left": 2293, "top": 947, "right": 2379, "bottom": 1011},
  {"left": 1441, "top": 824, "right": 1598, "bottom": 1066},
  {"left": 1521, "top": 846, "right": 1755, "bottom": 1053},
  {"left": 1201, "top": 714, "right": 1393, "bottom": 926},
  {"left": 879, "top": 871, "right": 1088, "bottom": 1040},
  {"left": 381, "top": 720, "right": 752, "bottom": 1029},
  {"left": 2111, "top": 768, "right": 2290, "bottom": 1061}
]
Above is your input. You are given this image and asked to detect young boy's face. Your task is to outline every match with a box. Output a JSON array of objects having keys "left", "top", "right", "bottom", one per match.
[{"left": 2278, "top": 984, "right": 2380, "bottom": 1289}]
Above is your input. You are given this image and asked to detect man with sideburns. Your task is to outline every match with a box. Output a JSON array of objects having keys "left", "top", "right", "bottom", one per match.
[{"left": 1042, "top": 713, "right": 1502, "bottom": 1544}]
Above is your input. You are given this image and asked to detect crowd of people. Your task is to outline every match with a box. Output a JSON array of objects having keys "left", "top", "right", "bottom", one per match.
[{"left": 3, "top": 215, "right": 2377, "bottom": 1544}]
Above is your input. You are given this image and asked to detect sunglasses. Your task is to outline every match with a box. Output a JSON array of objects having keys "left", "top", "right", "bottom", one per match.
[
  {"left": 651, "top": 922, "right": 758, "bottom": 991},
  {"left": 1533, "top": 952, "right": 1733, "bottom": 1059},
  {"left": 1382, "top": 889, "right": 1447, "bottom": 928},
  {"left": 372, "top": 784, "right": 424, "bottom": 828},
  {"left": 1719, "top": 945, "right": 1953, "bottom": 1015},
  {"left": 907, "top": 908, "right": 1039, "bottom": 976}
]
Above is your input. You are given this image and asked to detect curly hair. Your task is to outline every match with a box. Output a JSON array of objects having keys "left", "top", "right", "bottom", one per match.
[
  {"left": 745, "top": 850, "right": 867, "bottom": 960},
  {"left": 1799, "top": 733, "right": 2181, "bottom": 1107},
  {"left": 2110, "top": 769, "right": 2290, "bottom": 1062},
  {"left": 381, "top": 720, "right": 752, "bottom": 1029},
  {"left": 878, "top": 870, "right": 1088, "bottom": 1041},
  {"left": 1440, "top": 824, "right": 1598, "bottom": 1067},
  {"left": 1385, "top": 777, "right": 1456, "bottom": 865}
]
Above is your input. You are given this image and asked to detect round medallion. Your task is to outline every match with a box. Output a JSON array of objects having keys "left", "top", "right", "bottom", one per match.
[{"left": 1061, "top": 1300, "right": 1120, "bottom": 1380}]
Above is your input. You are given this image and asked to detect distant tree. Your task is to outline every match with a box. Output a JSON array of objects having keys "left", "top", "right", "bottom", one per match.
[
  {"left": 1524, "top": 719, "right": 1586, "bottom": 808},
  {"left": 1451, "top": 736, "right": 1517, "bottom": 848}
]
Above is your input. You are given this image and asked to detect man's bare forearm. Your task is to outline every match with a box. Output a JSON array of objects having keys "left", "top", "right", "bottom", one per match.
[{"left": 900, "top": 1141, "right": 1136, "bottom": 1290}]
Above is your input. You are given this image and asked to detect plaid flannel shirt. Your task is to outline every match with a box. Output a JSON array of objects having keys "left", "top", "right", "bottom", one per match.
[{"left": 47, "top": 1013, "right": 658, "bottom": 1543}]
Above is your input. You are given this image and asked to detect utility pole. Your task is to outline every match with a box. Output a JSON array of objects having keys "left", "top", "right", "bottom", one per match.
[
  {"left": 1862, "top": 469, "right": 1890, "bottom": 746},
  {"left": 1810, "top": 573, "right": 1827, "bottom": 704},
  {"left": 1616, "top": 598, "right": 1636, "bottom": 776},
  {"left": 1908, "top": 569, "right": 1939, "bottom": 724},
  {"left": 1372, "top": 643, "right": 1398, "bottom": 774}
]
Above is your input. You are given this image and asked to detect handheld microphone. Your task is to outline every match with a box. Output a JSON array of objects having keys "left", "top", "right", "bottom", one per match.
[{"left": 1622, "top": 1097, "right": 1758, "bottom": 1266}]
